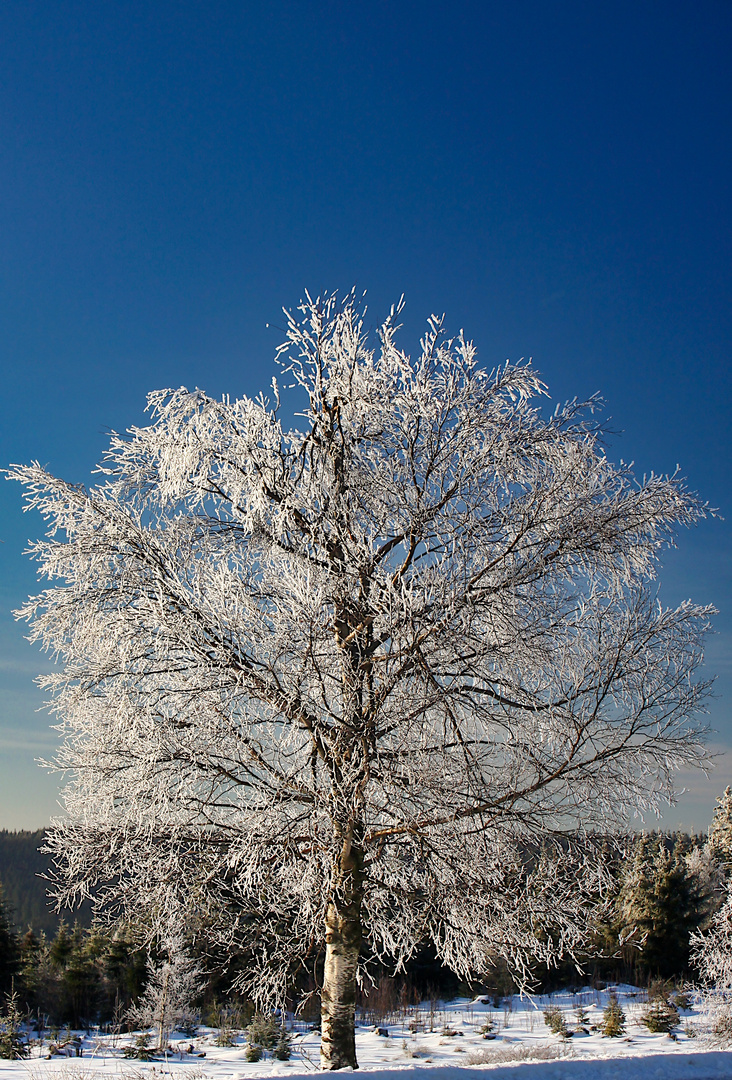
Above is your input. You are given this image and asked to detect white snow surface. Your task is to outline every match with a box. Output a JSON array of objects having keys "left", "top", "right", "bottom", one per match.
[{"left": 3, "top": 987, "right": 732, "bottom": 1080}]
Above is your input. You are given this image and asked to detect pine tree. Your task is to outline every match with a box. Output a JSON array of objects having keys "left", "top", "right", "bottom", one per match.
[
  {"left": 617, "top": 834, "right": 701, "bottom": 978},
  {"left": 247, "top": 1013, "right": 279, "bottom": 1050},
  {"left": 574, "top": 1002, "right": 590, "bottom": 1030},
  {"left": 63, "top": 924, "right": 103, "bottom": 1030},
  {"left": 0, "top": 990, "right": 29, "bottom": 1059},
  {"left": 49, "top": 923, "right": 73, "bottom": 969},
  {"left": 102, "top": 927, "right": 147, "bottom": 1012},
  {"left": 684, "top": 843, "right": 725, "bottom": 927},
  {"left": 602, "top": 993, "right": 626, "bottom": 1037},
  {"left": 274, "top": 1025, "right": 292, "bottom": 1060},
  {"left": 18, "top": 929, "right": 45, "bottom": 1013},
  {"left": 641, "top": 998, "right": 679, "bottom": 1033}
]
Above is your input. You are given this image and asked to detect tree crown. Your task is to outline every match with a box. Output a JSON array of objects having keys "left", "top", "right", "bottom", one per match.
[{"left": 8, "top": 292, "right": 715, "bottom": 1003}]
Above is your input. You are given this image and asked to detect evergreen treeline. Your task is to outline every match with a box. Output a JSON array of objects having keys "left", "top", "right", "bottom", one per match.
[
  {"left": 558, "top": 831, "right": 722, "bottom": 989},
  {"left": 0, "top": 911, "right": 147, "bottom": 1029},
  {"left": 0, "top": 831, "right": 92, "bottom": 936},
  {"left": 1, "top": 810, "right": 731, "bottom": 1027}
]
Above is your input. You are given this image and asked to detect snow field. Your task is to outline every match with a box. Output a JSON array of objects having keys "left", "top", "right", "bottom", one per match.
[{"left": 2, "top": 987, "right": 731, "bottom": 1079}]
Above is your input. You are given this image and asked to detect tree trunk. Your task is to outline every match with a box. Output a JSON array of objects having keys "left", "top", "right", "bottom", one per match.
[
  {"left": 156, "top": 965, "right": 169, "bottom": 1051},
  {"left": 320, "top": 835, "right": 364, "bottom": 1070}
]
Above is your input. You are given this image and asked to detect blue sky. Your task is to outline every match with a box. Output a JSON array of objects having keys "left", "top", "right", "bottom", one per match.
[{"left": 1, "top": 0, "right": 730, "bottom": 830}]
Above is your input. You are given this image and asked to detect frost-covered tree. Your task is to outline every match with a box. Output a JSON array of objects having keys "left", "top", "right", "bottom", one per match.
[
  {"left": 683, "top": 841, "right": 724, "bottom": 929},
  {"left": 691, "top": 788, "right": 732, "bottom": 1038},
  {"left": 692, "top": 893, "right": 732, "bottom": 1038},
  {"left": 9, "top": 293, "right": 714, "bottom": 1068},
  {"left": 127, "top": 935, "right": 203, "bottom": 1050},
  {"left": 709, "top": 787, "right": 732, "bottom": 862}
]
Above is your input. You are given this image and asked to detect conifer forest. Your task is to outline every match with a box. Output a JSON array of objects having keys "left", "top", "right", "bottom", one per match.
[{"left": 1, "top": 806, "right": 731, "bottom": 1030}]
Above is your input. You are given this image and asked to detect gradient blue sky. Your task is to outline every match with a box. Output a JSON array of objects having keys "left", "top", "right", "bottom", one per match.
[{"left": 1, "top": 0, "right": 730, "bottom": 830}]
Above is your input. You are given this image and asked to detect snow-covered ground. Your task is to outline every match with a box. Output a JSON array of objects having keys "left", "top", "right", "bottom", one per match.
[{"left": 3, "top": 986, "right": 732, "bottom": 1080}]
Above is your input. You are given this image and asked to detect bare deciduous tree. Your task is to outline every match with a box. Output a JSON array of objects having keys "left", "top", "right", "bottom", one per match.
[{"left": 9, "top": 292, "right": 714, "bottom": 1068}]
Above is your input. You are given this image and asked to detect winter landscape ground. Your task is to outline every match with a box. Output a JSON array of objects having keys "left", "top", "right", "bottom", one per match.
[{"left": 2, "top": 988, "right": 732, "bottom": 1080}]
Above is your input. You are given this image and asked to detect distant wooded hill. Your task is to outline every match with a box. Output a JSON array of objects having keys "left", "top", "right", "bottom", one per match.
[{"left": 0, "top": 829, "right": 92, "bottom": 935}]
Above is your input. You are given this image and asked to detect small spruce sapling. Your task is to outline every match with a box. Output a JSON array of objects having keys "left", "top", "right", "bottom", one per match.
[
  {"left": 0, "top": 991, "right": 29, "bottom": 1060},
  {"left": 274, "top": 1026, "right": 292, "bottom": 1060},
  {"left": 574, "top": 1002, "right": 590, "bottom": 1031},
  {"left": 543, "top": 1006, "right": 571, "bottom": 1038},
  {"left": 602, "top": 993, "right": 626, "bottom": 1037},
  {"left": 641, "top": 999, "right": 679, "bottom": 1033},
  {"left": 122, "top": 1033, "right": 154, "bottom": 1060},
  {"left": 247, "top": 1013, "right": 279, "bottom": 1050}
]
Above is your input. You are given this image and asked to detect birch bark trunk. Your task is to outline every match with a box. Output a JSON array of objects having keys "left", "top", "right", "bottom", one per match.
[{"left": 320, "top": 836, "right": 364, "bottom": 1069}]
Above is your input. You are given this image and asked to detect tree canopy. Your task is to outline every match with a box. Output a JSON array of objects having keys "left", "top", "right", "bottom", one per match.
[{"left": 9, "top": 292, "right": 714, "bottom": 1067}]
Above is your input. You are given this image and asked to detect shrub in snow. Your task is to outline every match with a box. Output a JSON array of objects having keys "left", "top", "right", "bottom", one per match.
[
  {"left": 214, "top": 1023, "right": 238, "bottom": 1047},
  {"left": 210, "top": 1002, "right": 249, "bottom": 1044},
  {"left": 709, "top": 1006, "right": 732, "bottom": 1041},
  {"left": 479, "top": 1014, "right": 497, "bottom": 1038},
  {"left": 647, "top": 978, "right": 675, "bottom": 1003},
  {"left": 671, "top": 988, "right": 691, "bottom": 1011},
  {"left": 122, "top": 1033, "right": 155, "bottom": 1060},
  {"left": 467, "top": 1043, "right": 570, "bottom": 1065}
]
